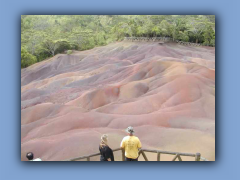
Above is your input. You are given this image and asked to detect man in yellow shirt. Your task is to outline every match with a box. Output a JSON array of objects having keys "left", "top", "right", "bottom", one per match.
[{"left": 120, "top": 126, "right": 142, "bottom": 161}]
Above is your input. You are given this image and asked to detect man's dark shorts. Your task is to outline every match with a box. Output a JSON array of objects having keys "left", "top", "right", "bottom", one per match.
[{"left": 125, "top": 157, "right": 138, "bottom": 161}]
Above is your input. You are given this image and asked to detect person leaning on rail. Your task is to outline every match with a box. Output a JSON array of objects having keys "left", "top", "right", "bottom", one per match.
[
  {"left": 26, "top": 152, "right": 42, "bottom": 161},
  {"left": 120, "top": 126, "right": 142, "bottom": 161},
  {"left": 99, "top": 134, "right": 114, "bottom": 161}
]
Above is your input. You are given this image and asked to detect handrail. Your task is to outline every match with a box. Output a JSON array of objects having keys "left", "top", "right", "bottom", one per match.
[
  {"left": 64, "top": 148, "right": 122, "bottom": 161},
  {"left": 63, "top": 148, "right": 208, "bottom": 161}
]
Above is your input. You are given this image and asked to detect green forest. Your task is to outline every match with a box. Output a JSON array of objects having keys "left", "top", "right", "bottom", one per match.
[{"left": 21, "top": 15, "right": 215, "bottom": 68}]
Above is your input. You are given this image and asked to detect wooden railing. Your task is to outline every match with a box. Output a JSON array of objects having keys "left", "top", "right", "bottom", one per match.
[{"left": 64, "top": 148, "right": 208, "bottom": 161}]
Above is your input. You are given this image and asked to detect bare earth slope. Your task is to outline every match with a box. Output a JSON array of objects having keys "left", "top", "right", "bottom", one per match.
[{"left": 21, "top": 41, "right": 215, "bottom": 161}]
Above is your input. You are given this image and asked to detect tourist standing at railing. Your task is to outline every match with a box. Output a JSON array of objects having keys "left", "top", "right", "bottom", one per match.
[
  {"left": 99, "top": 134, "right": 114, "bottom": 161},
  {"left": 120, "top": 126, "right": 142, "bottom": 161}
]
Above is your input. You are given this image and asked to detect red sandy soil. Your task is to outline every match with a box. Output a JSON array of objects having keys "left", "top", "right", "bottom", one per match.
[{"left": 21, "top": 42, "right": 215, "bottom": 161}]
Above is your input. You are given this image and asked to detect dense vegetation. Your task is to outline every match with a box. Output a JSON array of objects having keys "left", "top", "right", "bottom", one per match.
[{"left": 21, "top": 15, "right": 215, "bottom": 68}]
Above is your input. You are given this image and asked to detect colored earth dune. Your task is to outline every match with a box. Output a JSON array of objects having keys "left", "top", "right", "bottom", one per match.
[{"left": 21, "top": 41, "right": 215, "bottom": 161}]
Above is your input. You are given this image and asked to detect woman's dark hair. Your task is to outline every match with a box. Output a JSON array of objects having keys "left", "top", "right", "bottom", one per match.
[{"left": 26, "top": 152, "right": 34, "bottom": 160}]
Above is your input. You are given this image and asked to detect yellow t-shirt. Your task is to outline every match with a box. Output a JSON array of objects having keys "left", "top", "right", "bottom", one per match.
[{"left": 120, "top": 136, "right": 142, "bottom": 159}]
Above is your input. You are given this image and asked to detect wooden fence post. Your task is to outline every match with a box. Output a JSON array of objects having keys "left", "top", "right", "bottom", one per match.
[
  {"left": 141, "top": 151, "right": 148, "bottom": 161},
  {"left": 195, "top": 153, "right": 201, "bottom": 161},
  {"left": 178, "top": 155, "right": 182, "bottom": 161},
  {"left": 122, "top": 149, "right": 125, "bottom": 161},
  {"left": 172, "top": 154, "right": 179, "bottom": 161},
  {"left": 157, "top": 152, "right": 161, "bottom": 161}
]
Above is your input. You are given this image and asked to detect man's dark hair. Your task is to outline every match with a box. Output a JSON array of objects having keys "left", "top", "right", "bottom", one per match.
[{"left": 26, "top": 152, "right": 34, "bottom": 160}]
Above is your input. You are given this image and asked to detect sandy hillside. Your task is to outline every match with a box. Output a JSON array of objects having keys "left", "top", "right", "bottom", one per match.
[{"left": 21, "top": 41, "right": 215, "bottom": 161}]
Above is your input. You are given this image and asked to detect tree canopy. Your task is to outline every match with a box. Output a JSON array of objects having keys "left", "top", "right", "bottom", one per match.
[{"left": 21, "top": 15, "right": 215, "bottom": 68}]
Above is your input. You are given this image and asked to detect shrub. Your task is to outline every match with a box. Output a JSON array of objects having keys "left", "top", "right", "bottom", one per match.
[
  {"left": 210, "top": 39, "right": 215, "bottom": 47},
  {"left": 21, "top": 47, "right": 37, "bottom": 68},
  {"left": 67, "top": 50, "right": 72, "bottom": 55}
]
